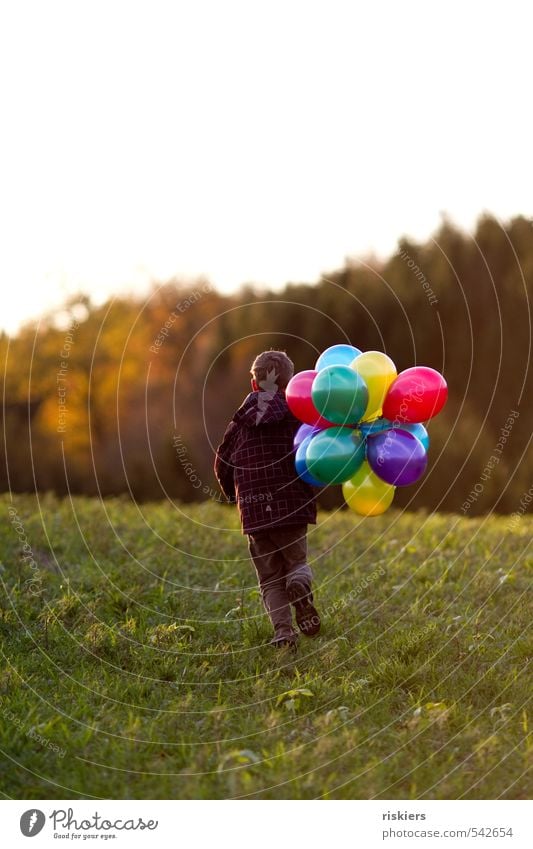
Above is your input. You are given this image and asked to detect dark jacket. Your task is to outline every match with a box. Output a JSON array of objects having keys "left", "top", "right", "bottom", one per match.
[{"left": 214, "top": 389, "right": 317, "bottom": 534}]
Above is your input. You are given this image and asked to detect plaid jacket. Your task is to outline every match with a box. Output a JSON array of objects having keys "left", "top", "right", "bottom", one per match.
[{"left": 214, "top": 390, "right": 317, "bottom": 534}]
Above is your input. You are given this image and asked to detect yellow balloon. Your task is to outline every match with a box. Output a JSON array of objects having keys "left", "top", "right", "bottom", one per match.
[
  {"left": 342, "top": 461, "right": 395, "bottom": 516},
  {"left": 351, "top": 351, "right": 397, "bottom": 421}
]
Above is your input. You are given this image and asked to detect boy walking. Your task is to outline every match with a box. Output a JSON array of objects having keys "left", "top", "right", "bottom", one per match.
[{"left": 214, "top": 350, "right": 320, "bottom": 648}]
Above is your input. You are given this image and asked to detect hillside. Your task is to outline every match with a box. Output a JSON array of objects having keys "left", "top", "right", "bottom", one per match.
[{"left": 0, "top": 495, "right": 531, "bottom": 799}]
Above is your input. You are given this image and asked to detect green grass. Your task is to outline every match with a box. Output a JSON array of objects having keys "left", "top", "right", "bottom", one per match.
[{"left": 0, "top": 493, "right": 531, "bottom": 799}]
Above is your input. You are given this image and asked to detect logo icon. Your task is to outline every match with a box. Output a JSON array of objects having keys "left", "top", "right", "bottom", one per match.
[
  {"left": 20, "top": 809, "right": 46, "bottom": 837},
  {"left": 256, "top": 367, "right": 279, "bottom": 424}
]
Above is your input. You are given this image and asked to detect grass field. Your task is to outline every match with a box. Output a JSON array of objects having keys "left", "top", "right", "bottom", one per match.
[{"left": 0, "top": 493, "right": 531, "bottom": 799}]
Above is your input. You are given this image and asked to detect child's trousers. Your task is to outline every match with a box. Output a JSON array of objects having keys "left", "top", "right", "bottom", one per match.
[{"left": 247, "top": 524, "right": 313, "bottom": 640}]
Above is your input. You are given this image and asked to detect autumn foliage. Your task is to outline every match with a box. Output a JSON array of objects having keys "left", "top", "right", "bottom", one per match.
[{"left": 1, "top": 214, "right": 531, "bottom": 515}]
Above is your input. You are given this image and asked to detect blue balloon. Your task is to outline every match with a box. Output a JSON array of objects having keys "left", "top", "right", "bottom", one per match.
[
  {"left": 395, "top": 422, "right": 430, "bottom": 453},
  {"left": 360, "top": 419, "right": 430, "bottom": 453},
  {"left": 315, "top": 344, "right": 362, "bottom": 371},
  {"left": 294, "top": 435, "right": 325, "bottom": 486},
  {"left": 359, "top": 417, "right": 395, "bottom": 437}
]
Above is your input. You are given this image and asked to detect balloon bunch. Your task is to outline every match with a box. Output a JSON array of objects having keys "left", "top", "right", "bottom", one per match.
[{"left": 287, "top": 344, "right": 447, "bottom": 516}]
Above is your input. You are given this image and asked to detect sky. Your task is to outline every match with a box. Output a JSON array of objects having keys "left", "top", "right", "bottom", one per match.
[{"left": 1, "top": 0, "right": 532, "bottom": 334}]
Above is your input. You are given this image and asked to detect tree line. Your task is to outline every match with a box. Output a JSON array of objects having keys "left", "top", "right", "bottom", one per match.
[{"left": 1, "top": 213, "right": 531, "bottom": 516}]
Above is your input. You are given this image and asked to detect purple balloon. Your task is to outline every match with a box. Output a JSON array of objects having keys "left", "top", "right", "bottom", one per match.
[
  {"left": 366, "top": 429, "right": 428, "bottom": 487},
  {"left": 293, "top": 423, "right": 320, "bottom": 450}
]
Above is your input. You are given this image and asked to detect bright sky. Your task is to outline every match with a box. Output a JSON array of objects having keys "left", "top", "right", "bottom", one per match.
[{"left": 1, "top": 0, "right": 532, "bottom": 334}]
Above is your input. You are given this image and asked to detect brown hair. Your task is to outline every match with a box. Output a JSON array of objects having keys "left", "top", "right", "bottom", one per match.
[{"left": 251, "top": 350, "right": 294, "bottom": 390}]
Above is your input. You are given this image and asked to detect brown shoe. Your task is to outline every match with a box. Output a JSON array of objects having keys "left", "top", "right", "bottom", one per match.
[
  {"left": 270, "top": 634, "right": 298, "bottom": 652},
  {"left": 287, "top": 580, "right": 321, "bottom": 637}
]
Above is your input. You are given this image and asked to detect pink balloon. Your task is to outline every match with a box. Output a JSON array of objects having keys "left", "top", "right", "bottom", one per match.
[
  {"left": 286, "top": 370, "right": 336, "bottom": 427},
  {"left": 383, "top": 366, "right": 448, "bottom": 423}
]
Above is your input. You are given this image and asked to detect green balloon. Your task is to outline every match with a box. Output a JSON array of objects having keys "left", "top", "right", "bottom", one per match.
[
  {"left": 306, "top": 426, "right": 366, "bottom": 484},
  {"left": 312, "top": 365, "right": 369, "bottom": 425}
]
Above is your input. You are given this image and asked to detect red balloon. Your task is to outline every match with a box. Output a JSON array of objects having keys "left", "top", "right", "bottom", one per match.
[
  {"left": 382, "top": 366, "right": 448, "bottom": 424},
  {"left": 286, "top": 370, "right": 336, "bottom": 427}
]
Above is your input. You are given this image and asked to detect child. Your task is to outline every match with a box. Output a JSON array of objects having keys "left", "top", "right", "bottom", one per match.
[{"left": 214, "top": 350, "right": 320, "bottom": 649}]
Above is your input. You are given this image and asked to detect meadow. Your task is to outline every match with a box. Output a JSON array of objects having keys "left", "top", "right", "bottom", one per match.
[{"left": 0, "top": 494, "right": 531, "bottom": 799}]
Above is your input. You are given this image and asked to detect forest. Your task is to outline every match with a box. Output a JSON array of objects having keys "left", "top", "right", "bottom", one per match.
[{"left": 1, "top": 213, "right": 531, "bottom": 516}]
